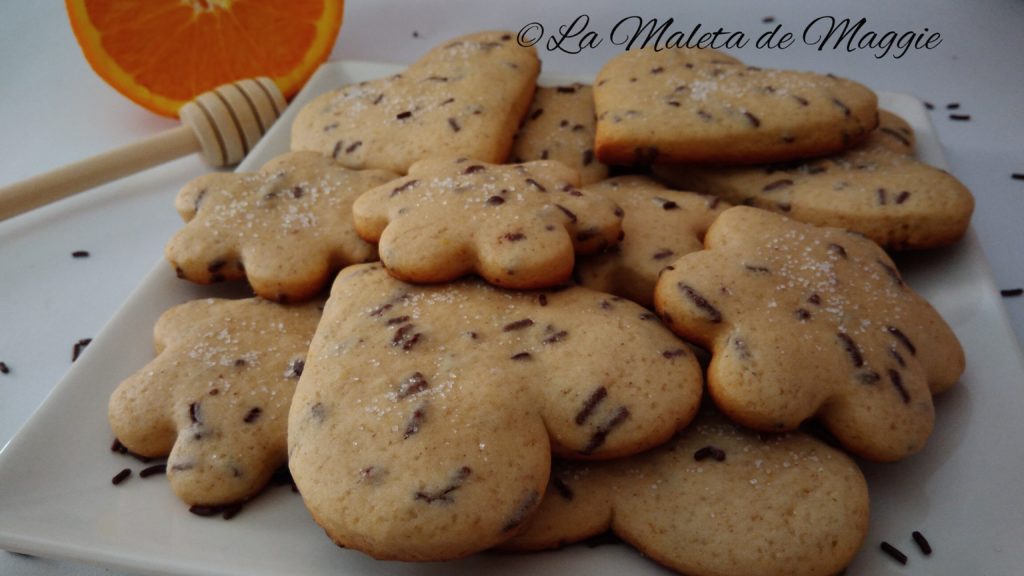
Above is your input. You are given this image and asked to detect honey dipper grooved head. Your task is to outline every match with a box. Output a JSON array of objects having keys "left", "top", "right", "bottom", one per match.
[{"left": 178, "top": 77, "right": 287, "bottom": 167}]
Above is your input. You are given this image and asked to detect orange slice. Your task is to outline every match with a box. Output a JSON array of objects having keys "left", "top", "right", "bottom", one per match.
[{"left": 67, "top": 0, "right": 344, "bottom": 117}]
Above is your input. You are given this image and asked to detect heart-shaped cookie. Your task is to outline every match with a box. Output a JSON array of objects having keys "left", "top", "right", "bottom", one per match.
[
  {"left": 288, "top": 264, "right": 703, "bottom": 561},
  {"left": 292, "top": 31, "right": 539, "bottom": 174},
  {"left": 654, "top": 110, "right": 974, "bottom": 249},
  {"left": 594, "top": 47, "right": 878, "bottom": 165}
]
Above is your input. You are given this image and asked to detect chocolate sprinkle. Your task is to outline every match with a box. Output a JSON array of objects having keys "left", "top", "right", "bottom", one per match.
[
  {"left": 880, "top": 541, "right": 908, "bottom": 565},
  {"left": 837, "top": 332, "right": 864, "bottom": 368},
  {"left": 912, "top": 531, "right": 932, "bottom": 555},
  {"left": 949, "top": 114, "right": 971, "bottom": 121},
  {"left": 552, "top": 477, "right": 574, "bottom": 500},
  {"left": 575, "top": 386, "right": 608, "bottom": 425},
  {"left": 743, "top": 111, "right": 761, "bottom": 127},
  {"left": 827, "top": 243, "right": 848, "bottom": 259},
  {"left": 693, "top": 445, "right": 726, "bottom": 462},
  {"left": 72, "top": 338, "right": 92, "bottom": 362},
  {"left": 538, "top": 294, "right": 548, "bottom": 306},
  {"left": 530, "top": 108, "right": 544, "bottom": 121},
  {"left": 1012, "top": 173, "right": 1024, "bottom": 181},
  {"left": 542, "top": 330, "right": 569, "bottom": 344},
  {"left": 1001, "top": 288, "right": 1023, "bottom": 297},
  {"left": 582, "top": 407, "right": 630, "bottom": 454},
  {"left": 662, "top": 348, "right": 687, "bottom": 359},
  {"left": 886, "top": 326, "right": 917, "bottom": 355},
  {"left": 525, "top": 178, "right": 547, "bottom": 192},
  {"left": 398, "top": 372, "right": 430, "bottom": 399},
  {"left": 414, "top": 466, "right": 472, "bottom": 504},
  {"left": 677, "top": 283, "right": 723, "bottom": 323},
  {"left": 555, "top": 204, "right": 577, "bottom": 223},
  {"left": 503, "top": 232, "right": 526, "bottom": 242},
  {"left": 396, "top": 110, "right": 413, "bottom": 120},
  {"left": 390, "top": 180, "right": 418, "bottom": 197},
  {"left": 762, "top": 179, "right": 793, "bottom": 192},
  {"left": 71, "top": 250, "right": 90, "bottom": 258},
  {"left": 111, "top": 468, "right": 131, "bottom": 485},
  {"left": 832, "top": 98, "right": 851, "bottom": 117},
  {"left": 876, "top": 259, "right": 904, "bottom": 286},
  {"left": 486, "top": 195, "right": 505, "bottom": 205},
  {"left": 403, "top": 405, "right": 427, "bottom": 438},
  {"left": 946, "top": 102, "right": 960, "bottom": 110},
  {"left": 888, "top": 369, "right": 911, "bottom": 403},
  {"left": 392, "top": 324, "right": 423, "bottom": 351},
  {"left": 501, "top": 490, "right": 540, "bottom": 532},
  {"left": 189, "top": 402, "right": 202, "bottom": 424},
  {"left": 286, "top": 359, "right": 305, "bottom": 378},
  {"left": 510, "top": 352, "right": 533, "bottom": 361},
  {"left": 503, "top": 318, "right": 535, "bottom": 332},
  {"left": 139, "top": 464, "right": 167, "bottom": 478},
  {"left": 0, "top": 361, "right": 8, "bottom": 374},
  {"left": 448, "top": 117, "right": 461, "bottom": 132},
  {"left": 243, "top": 407, "right": 262, "bottom": 424}
]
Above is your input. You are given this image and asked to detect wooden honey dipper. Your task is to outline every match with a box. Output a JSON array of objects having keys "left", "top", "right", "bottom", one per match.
[{"left": 0, "top": 77, "right": 287, "bottom": 222}]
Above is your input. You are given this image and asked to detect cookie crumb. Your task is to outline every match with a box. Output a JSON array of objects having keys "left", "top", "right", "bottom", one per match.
[
  {"left": 880, "top": 541, "right": 908, "bottom": 565},
  {"left": 912, "top": 530, "right": 932, "bottom": 555},
  {"left": 71, "top": 250, "right": 90, "bottom": 258},
  {"left": 72, "top": 338, "right": 92, "bottom": 362},
  {"left": 1000, "top": 288, "right": 1023, "bottom": 297}
]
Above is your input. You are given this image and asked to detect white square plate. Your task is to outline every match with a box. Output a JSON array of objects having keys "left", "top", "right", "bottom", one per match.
[{"left": 1, "top": 61, "right": 1022, "bottom": 576}]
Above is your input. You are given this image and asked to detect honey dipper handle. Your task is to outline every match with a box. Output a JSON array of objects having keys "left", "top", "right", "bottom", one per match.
[{"left": 0, "top": 126, "right": 199, "bottom": 222}]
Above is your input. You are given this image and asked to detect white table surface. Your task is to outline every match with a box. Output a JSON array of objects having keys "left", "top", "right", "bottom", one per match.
[{"left": 1, "top": 1, "right": 1022, "bottom": 574}]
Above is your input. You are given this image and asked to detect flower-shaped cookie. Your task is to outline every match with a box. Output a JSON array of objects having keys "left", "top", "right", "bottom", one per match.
[
  {"left": 502, "top": 409, "right": 870, "bottom": 576},
  {"left": 166, "top": 151, "right": 397, "bottom": 302},
  {"left": 352, "top": 157, "right": 624, "bottom": 289},
  {"left": 292, "top": 31, "right": 539, "bottom": 174},
  {"left": 594, "top": 47, "right": 877, "bottom": 165},
  {"left": 654, "top": 206, "right": 964, "bottom": 461},
  {"left": 654, "top": 110, "right": 975, "bottom": 249},
  {"left": 288, "top": 264, "right": 703, "bottom": 561},
  {"left": 575, "top": 175, "right": 728, "bottom": 307},
  {"left": 108, "top": 298, "right": 322, "bottom": 505}
]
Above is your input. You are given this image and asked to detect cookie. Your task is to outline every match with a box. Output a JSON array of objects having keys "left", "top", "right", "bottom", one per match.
[
  {"left": 574, "top": 175, "right": 728, "bottom": 307},
  {"left": 287, "top": 263, "right": 703, "bottom": 561},
  {"left": 352, "top": 157, "right": 624, "bottom": 289},
  {"left": 509, "top": 83, "right": 608, "bottom": 185},
  {"left": 108, "top": 297, "right": 321, "bottom": 505},
  {"left": 654, "top": 110, "right": 974, "bottom": 249},
  {"left": 291, "top": 31, "right": 539, "bottom": 174},
  {"left": 502, "top": 409, "right": 870, "bottom": 576},
  {"left": 653, "top": 206, "right": 965, "bottom": 461},
  {"left": 594, "top": 47, "right": 878, "bottom": 165},
  {"left": 166, "top": 151, "right": 398, "bottom": 302}
]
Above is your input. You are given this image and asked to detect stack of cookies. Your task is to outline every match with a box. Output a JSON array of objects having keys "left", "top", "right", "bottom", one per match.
[{"left": 108, "top": 30, "right": 971, "bottom": 576}]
